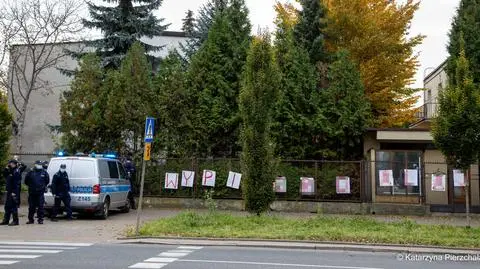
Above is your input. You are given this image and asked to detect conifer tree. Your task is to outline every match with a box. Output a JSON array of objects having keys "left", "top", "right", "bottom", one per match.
[
  {"left": 81, "top": 0, "right": 168, "bottom": 69},
  {"left": 187, "top": 0, "right": 251, "bottom": 157},
  {"left": 447, "top": 0, "right": 480, "bottom": 86},
  {"left": 0, "top": 93, "right": 12, "bottom": 166},
  {"left": 240, "top": 33, "right": 279, "bottom": 215}
]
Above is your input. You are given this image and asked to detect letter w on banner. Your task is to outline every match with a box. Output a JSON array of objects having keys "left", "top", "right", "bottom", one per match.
[
  {"left": 202, "top": 170, "right": 216, "bottom": 187},
  {"left": 226, "top": 171, "right": 242, "bottom": 189},
  {"left": 181, "top": 171, "right": 195, "bottom": 188},
  {"left": 165, "top": 173, "right": 179, "bottom": 189}
]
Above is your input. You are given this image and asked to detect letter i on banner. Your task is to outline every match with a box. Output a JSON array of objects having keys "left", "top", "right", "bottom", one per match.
[
  {"left": 227, "top": 171, "right": 242, "bottom": 189},
  {"left": 202, "top": 170, "right": 216, "bottom": 187},
  {"left": 181, "top": 171, "right": 195, "bottom": 188}
]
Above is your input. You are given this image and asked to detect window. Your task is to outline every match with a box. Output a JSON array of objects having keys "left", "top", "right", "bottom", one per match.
[
  {"left": 376, "top": 151, "right": 421, "bottom": 196},
  {"left": 71, "top": 160, "right": 95, "bottom": 179},
  {"left": 98, "top": 160, "right": 110, "bottom": 178},
  {"left": 108, "top": 161, "right": 119, "bottom": 179},
  {"left": 118, "top": 163, "right": 127, "bottom": 179}
]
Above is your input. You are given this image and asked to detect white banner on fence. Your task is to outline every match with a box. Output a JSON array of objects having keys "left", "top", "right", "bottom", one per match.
[
  {"left": 404, "top": 169, "right": 419, "bottom": 186},
  {"left": 336, "top": 176, "right": 351, "bottom": 194},
  {"left": 300, "top": 177, "right": 315, "bottom": 195},
  {"left": 431, "top": 174, "right": 446, "bottom": 192},
  {"left": 181, "top": 170, "right": 195, "bottom": 188},
  {"left": 453, "top": 170, "right": 465, "bottom": 187},
  {"left": 202, "top": 170, "right": 216, "bottom": 187},
  {"left": 274, "top": 176, "right": 287, "bottom": 193},
  {"left": 379, "top": 170, "right": 394, "bottom": 187},
  {"left": 226, "top": 171, "right": 242, "bottom": 189},
  {"left": 165, "top": 173, "right": 179, "bottom": 189}
]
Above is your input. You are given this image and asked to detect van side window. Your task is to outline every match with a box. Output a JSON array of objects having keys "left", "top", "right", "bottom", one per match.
[
  {"left": 108, "top": 161, "right": 119, "bottom": 179},
  {"left": 118, "top": 163, "right": 127, "bottom": 179},
  {"left": 71, "top": 160, "right": 95, "bottom": 178},
  {"left": 98, "top": 160, "right": 110, "bottom": 178}
]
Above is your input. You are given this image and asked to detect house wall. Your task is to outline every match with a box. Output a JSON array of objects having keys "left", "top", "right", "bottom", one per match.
[
  {"left": 423, "top": 149, "right": 448, "bottom": 205},
  {"left": 8, "top": 33, "right": 187, "bottom": 153}
]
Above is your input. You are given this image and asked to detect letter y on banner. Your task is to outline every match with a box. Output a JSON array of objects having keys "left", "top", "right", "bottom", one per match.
[{"left": 181, "top": 171, "right": 195, "bottom": 188}]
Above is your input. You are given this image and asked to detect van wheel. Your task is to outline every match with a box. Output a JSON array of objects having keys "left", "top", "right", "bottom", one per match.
[
  {"left": 99, "top": 198, "right": 110, "bottom": 220},
  {"left": 120, "top": 195, "right": 131, "bottom": 213}
]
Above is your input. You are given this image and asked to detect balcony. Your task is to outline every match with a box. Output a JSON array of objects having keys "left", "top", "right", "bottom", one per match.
[{"left": 414, "top": 102, "right": 439, "bottom": 121}]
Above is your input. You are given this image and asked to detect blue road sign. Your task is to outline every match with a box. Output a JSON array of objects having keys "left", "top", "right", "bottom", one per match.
[{"left": 144, "top": 117, "right": 155, "bottom": 143}]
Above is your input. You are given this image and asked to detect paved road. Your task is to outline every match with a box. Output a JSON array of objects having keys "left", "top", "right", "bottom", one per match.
[{"left": 0, "top": 241, "right": 478, "bottom": 269}]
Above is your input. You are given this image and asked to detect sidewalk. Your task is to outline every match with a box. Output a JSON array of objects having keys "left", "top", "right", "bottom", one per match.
[{"left": 119, "top": 237, "right": 480, "bottom": 255}]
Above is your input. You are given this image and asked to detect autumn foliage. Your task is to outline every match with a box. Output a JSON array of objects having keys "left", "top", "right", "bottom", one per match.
[{"left": 323, "top": 0, "right": 424, "bottom": 127}]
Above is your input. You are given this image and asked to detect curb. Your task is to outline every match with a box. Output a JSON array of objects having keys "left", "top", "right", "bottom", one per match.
[{"left": 117, "top": 237, "right": 480, "bottom": 255}]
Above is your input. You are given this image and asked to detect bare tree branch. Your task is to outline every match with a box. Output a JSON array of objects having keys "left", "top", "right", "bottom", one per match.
[{"left": 0, "top": 0, "right": 85, "bottom": 152}]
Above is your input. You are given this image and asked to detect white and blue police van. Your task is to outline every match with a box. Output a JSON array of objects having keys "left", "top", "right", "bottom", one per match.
[{"left": 44, "top": 152, "right": 132, "bottom": 219}]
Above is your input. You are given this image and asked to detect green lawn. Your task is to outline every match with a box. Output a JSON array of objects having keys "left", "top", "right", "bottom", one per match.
[{"left": 135, "top": 211, "right": 480, "bottom": 248}]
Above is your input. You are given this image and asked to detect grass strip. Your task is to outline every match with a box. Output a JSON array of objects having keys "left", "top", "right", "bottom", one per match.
[{"left": 134, "top": 211, "right": 480, "bottom": 248}]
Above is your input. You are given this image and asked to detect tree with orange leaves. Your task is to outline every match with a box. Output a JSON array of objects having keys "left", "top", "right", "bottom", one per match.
[{"left": 323, "top": 0, "right": 424, "bottom": 127}]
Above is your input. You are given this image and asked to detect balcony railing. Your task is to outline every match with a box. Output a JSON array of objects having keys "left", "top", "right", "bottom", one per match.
[{"left": 415, "top": 103, "right": 439, "bottom": 121}]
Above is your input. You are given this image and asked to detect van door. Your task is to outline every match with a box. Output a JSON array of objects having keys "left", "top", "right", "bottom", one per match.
[
  {"left": 117, "top": 162, "right": 130, "bottom": 205},
  {"left": 106, "top": 160, "right": 121, "bottom": 207}
]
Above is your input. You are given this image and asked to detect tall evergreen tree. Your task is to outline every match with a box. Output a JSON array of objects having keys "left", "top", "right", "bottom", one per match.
[
  {"left": 105, "top": 42, "right": 156, "bottom": 153},
  {"left": 0, "top": 93, "right": 12, "bottom": 164},
  {"left": 154, "top": 51, "right": 194, "bottom": 157},
  {"left": 60, "top": 54, "right": 119, "bottom": 153},
  {"left": 294, "top": 0, "right": 329, "bottom": 65},
  {"left": 272, "top": 3, "right": 320, "bottom": 159},
  {"left": 81, "top": 0, "right": 169, "bottom": 69},
  {"left": 188, "top": 0, "right": 251, "bottom": 157},
  {"left": 433, "top": 36, "right": 480, "bottom": 171},
  {"left": 182, "top": 10, "right": 195, "bottom": 35},
  {"left": 447, "top": 0, "right": 480, "bottom": 86},
  {"left": 316, "top": 51, "right": 371, "bottom": 160},
  {"left": 180, "top": 0, "right": 229, "bottom": 61},
  {"left": 240, "top": 33, "right": 279, "bottom": 215}
]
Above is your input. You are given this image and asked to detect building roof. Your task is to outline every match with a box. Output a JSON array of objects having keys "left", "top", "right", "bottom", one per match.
[{"left": 424, "top": 59, "right": 448, "bottom": 83}]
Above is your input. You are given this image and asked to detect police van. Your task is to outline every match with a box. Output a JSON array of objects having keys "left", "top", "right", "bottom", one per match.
[{"left": 44, "top": 153, "right": 132, "bottom": 219}]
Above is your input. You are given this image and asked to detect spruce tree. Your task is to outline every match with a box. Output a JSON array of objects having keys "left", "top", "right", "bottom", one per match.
[
  {"left": 182, "top": 10, "right": 195, "bottom": 35},
  {"left": 240, "top": 33, "right": 279, "bottom": 215},
  {"left": 272, "top": 4, "right": 320, "bottom": 159},
  {"left": 447, "top": 0, "right": 480, "bottom": 86},
  {"left": 187, "top": 0, "right": 251, "bottom": 157},
  {"left": 180, "top": 0, "right": 229, "bottom": 61},
  {"left": 294, "top": 0, "right": 329, "bottom": 64},
  {"left": 82, "top": 0, "right": 168, "bottom": 69}
]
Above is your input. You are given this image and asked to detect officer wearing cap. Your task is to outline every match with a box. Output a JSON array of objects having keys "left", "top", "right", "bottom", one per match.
[
  {"left": 51, "top": 164, "right": 72, "bottom": 221},
  {"left": 24, "top": 160, "right": 50, "bottom": 224},
  {"left": 1, "top": 160, "right": 21, "bottom": 226},
  {"left": 124, "top": 155, "right": 136, "bottom": 210}
]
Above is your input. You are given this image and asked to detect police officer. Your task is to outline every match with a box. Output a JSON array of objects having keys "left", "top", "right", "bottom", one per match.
[
  {"left": 124, "top": 155, "right": 136, "bottom": 210},
  {"left": 50, "top": 164, "right": 72, "bottom": 221},
  {"left": 42, "top": 161, "right": 48, "bottom": 170},
  {"left": 1, "top": 160, "right": 21, "bottom": 226},
  {"left": 24, "top": 160, "right": 49, "bottom": 224}
]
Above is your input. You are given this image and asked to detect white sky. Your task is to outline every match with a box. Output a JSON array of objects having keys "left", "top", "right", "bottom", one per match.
[{"left": 157, "top": 0, "right": 460, "bottom": 91}]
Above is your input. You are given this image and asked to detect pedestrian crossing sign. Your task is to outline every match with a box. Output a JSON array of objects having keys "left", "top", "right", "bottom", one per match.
[{"left": 144, "top": 117, "right": 155, "bottom": 143}]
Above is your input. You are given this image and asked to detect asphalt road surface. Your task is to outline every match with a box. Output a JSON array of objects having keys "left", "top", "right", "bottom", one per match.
[{"left": 0, "top": 241, "right": 478, "bottom": 269}]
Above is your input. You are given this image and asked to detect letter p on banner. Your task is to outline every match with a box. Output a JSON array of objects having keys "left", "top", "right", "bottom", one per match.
[{"left": 202, "top": 170, "right": 216, "bottom": 187}]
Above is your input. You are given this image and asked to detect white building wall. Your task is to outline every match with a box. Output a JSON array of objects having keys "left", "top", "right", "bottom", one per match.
[
  {"left": 422, "top": 61, "right": 448, "bottom": 119},
  {"left": 8, "top": 33, "right": 187, "bottom": 153}
]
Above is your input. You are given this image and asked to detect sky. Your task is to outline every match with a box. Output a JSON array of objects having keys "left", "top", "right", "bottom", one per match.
[{"left": 157, "top": 0, "right": 460, "bottom": 95}]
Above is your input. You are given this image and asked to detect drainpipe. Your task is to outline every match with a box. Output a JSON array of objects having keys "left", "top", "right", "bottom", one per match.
[{"left": 466, "top": 168, "right": 471, "bottom": 228}]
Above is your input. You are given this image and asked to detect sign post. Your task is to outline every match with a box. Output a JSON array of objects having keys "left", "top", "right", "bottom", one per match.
[{"left": 135, "top": 117, "right": 155, "bottom": 236}]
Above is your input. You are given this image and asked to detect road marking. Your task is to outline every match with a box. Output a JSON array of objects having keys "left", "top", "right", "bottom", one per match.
[
  {"left": 165, "top": 249, "right": 193, "bottom": 253},
  {"left": 129, "top": 262, "right": 167, "bottom": 269},
  {"left": 177, "top": 246, "right": 203, "bottom": 250},
  {"left": 144, "top": 257, "right": 178, "bottom": 263},
  {"left": 178, "top": 259, "right": 385, "bottom": 269},
  {"left": 0, "top": 249, "right": 62, "bottom": 254},
  {"left": 159, "top": 252, "right": 189, "bottom": 257},
  {"left": 0, "top": 261, "right": 18, "bottom": 265},
  {"left": 0, "top": 241, "right": 92, "bottom": 247},
  {"left": 0, "top": 254, "right": 41, "bottom": 259},
  {"left": 0, "top": 245, "right": 77, "bottom": 250}
]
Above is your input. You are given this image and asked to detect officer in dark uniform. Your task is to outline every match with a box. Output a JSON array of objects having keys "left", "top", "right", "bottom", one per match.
[
  {"left": 1, "top": 160, "right": 22, "bottom": 226},
  {"left": 51, "top": 164, "right": 72, "bottom": 221},
  {"left": 24, "top": 160, "right": 49, "bottom": 224},
  {"left": 42, "top": 161, "right": 48, "bottom": 170},
  {"left": 124, "top": 156, "right": 136, "bottom": 209}
]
